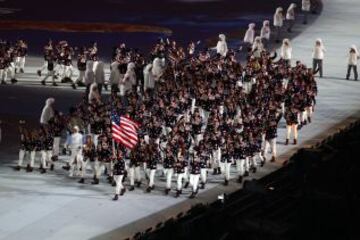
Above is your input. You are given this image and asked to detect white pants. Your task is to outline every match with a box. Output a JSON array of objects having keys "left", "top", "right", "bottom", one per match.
[
  {"left": 69, "top": 148, "right": 82, "bottom": 177},
  {"left": 211, "top": 148, "right": 221, "bottom": 168},
  {"left": 53, "top": 137, "right": 61, "bottom": 156},
  {"left": 164, "top": 168, "right": 174, "bottom": 189},
  {"left": 77, "top": 70, "right": 85, "bottom": 83},
  {"left": 16, "top": 56, "right": 25, "bottom": 70},
  {"left": 41, "top": 150, "right": 53, "bottom": 169},
  {"left": 189, "top": 174, "right": 200, "bottom": 192},
  {"left": 148, "top": 169, "right": 156, "bottom": 187},
  {"left": 220, "top": 162, "right": 232, "bottom": 180},
  {"left": 114, "top": 175, "right": 124, "bottom": 194},
  {"left": 200, "top": 168, "right": 207, "bottom": 183},
  {"left": 245, "top": 157, "right": 250, "bottom": 172},
  {"left": 264, "top": 138, "right": 277, "bottom": 157},
  {"left": 286, "top": 124, "right": 298, "bottom": 140},
  {"left": 94, "top": 160, "right": 105, "bottom": 179},
  {"left": 105, "top": 161, "right": 114, "bottom": 177},
  {"left": 129, "top": 166, "right": 141, "bottom": 186},
  {"left": 18, "top": 149, "right": 29, "bottom": 167},
  {"left": 177, "top": 173, "right": 185, "bottom": 190},
  {"left": 39, "top": 61, "right": 47, "bottom": 72},
  {"left": 236, "top": 159, "right": 245, "bottom": 176},
  {"left": 42, "top": 70, "right": 55, "bottom": 83}
]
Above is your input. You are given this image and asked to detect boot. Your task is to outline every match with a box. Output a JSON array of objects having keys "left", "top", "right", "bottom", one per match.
[
  {"left": 165, "top": 188, "right": 170, "bottom": 195},
  {"left": 120, "top": 188, "right": 126, "bottom": 196},
  {"left": 1, "top": 80, "right": 6, "bottom": 85},
  {"left": 189, "top": 192, "right": 196, "bottom": 199},
  {"left": 224, "top": 179, "right": 229, "bottom": 186},
  {"left": 136, "top": 181, "right": 141, "bottom": 188},
  {"left": 26, "top": 164, "right": 33, "bottom": 172},
  {"left": 113, "top": 194, "right": 119, "bottom": 201},
  {"left": 78, "top": 178, "right": 85, "bottom": 184},
  {"left": 112, "top": 181, "right": 116, "bottom": 187},
  {"left": 213, "top": 168, "right": 217, "bottom": 175},
  {"left": 244, "top": 171, "right": 249, "bottom": 177},
  {"left": 50, "top": 164, "right": 54, "bottom": 171},
  {"left": 41, "top": 80, "right": 46, "bottom": 85},
  {"left": 251, "top": 166, "right": 257, "bottom": 173},
  {"left": 91, "top": 178, "right": 99, "bottom": 185},
  {"left": 129, "top": 186, "right": 135, "bottom": 191},
  {"left": 20, "top": 68, "right": 24, "bottom": 73},
  {"left": 37, "top": 70, "right": 41, "bottom": 77},
  {"left": 52, "top": 156, "right": 58, "bottom": 162},
  {"left": 200, "top": 182, "right": 205, "bottom": 189},
  {"left": 285, "top": 139, "right": 289, "bottom": 145},
  {"left": 175, "top": 190, "right": 181, "bottom": 198},
  {"left": 107, "top": 176, "right": 113, "bottom": 183},
  {"left": 62, "top": 164, "right": 70, "bottom": 171},
  {"left": 52, "top": 82, "right": 58, "bottom": 86},
  {"left": 270, "top": 156, "right": 276, "bottom": 162},
  {"left": 146, "top": 186, "right": 152, "bottom": 193},
  {"left": 217, "top": 167, "right": 221, "bottom": 174},
  {"left": 40, "top": 168, "right": 46, "bottom": 174},
  {"left": 14, "top": 165, "right": 21, "bottom": 171},
  {"left": 237, "top": 176, "right": 243, "bottom": 183},
  {"left": 77, "top": 81, "right": 85, "bottom": 87},
  {"left": 294, "top": 139, "right": 297, "bottom": 145},
  {"left": 71, "top": 83, "right": 77, "bottom": 90},
  {"left": 307, "top": 117, "right": 312, "bottom": 123},
  {"left": 184, "top": 181, "right": 189, "bottom": 189}
]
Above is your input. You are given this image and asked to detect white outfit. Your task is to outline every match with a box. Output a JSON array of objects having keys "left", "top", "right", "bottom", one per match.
[
  {"left": 302, "top": 0, "right": 311, "bottom": 11},
  {"left": 67, "top": 132, "right": 84, "bottom": 177},
  {"left": 260, "top": 20, "right": 271, "bottom": 40},
  {"left": 151, "top": 58, "right": 165, "bottom": 81},
  {"left": 243, "top": 23, "right": 256, "bottom": 44},
  {"left": 40, "top": 98, "right": 54, "bottom": 124},
  {"left": 273, "top": 7, "right": 284, "bottom": 27},
  {"left": 94, "top": 61, "right": 105, "bottom": 85},
  {"left": 312, "top": 41, "right": 326, "bottom": 60},
  {"left": 143, "top": 63, "right": 155, "bottom": 91},
  {"left": 286, "top": 3, "right": 296, "bottom": 20},
  {"left": 121, "top": 62, "right": 136, "bottom": 95},
  {"left": 216, "top": 34, "right": 228, "bottom": 57},
  {"left": 280, "top": 40, "right": 292, "bottom": 60},
  {"left": 84, "top": 61, "right": 95, "bottom": 86}
]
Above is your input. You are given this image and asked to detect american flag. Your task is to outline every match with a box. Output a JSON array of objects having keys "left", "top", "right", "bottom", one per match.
[{"left": 111, "top": 112, "right": 139, "bottom": 149}]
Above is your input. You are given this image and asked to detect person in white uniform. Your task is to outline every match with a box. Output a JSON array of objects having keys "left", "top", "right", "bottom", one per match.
[{"left": 346, "top": 45, "right": 359, "bottom": 81}]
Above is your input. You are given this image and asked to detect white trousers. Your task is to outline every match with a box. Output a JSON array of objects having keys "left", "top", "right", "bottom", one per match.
[
  {"left": 220, "top": 162, "right": 232, "bottom": 180},
  {"left": 53, "top": 137, "right": 61, "bottom": 156},
  {"left": 177, "top": 173, "right": 185, "bottom": 190},
  {"left": 200, "top": 168, "right": 207, "bottom": 183},
  {"left": 164, "top": 168, "right": 174, "bottom": 189},
  {"left": 69, "top": 148, "right": 82, "bottom": 177},
  {"left": 77, "top": 70, "right": 85, "bottom": 83},
  {"left": 114, "top": 175, "right": 124, "bottom": 194},
  {"left": 129, "top": 166, "right": 141, "bottom": 186},
  {"left": 148, "top": 169, "right": 156, "bottom": 187},
  {"left": 189, "top": 174, "right": 200, "bottom": 192},
  {"left": 264, "top": 138, "right": 277, "bottom": 157},
  {"left": 41, "top": 150, "right": 53, "bottom": 169},
  {"left": 211, "top": 148, "right": 221, "bottom": 168},
  {"left": 236, "top": 159, "right": 245, "bottom": 176},
  {"left": 18, "top": 149, "right": 29, "bottom": 167},
  {"left": 286, "top": 124, "right": 298, "bottom": 140},
  {"left": 16, "top": 56, "right": 25, "bottom": 70}
]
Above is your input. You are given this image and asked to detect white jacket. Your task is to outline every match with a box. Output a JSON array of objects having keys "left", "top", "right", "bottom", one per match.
[
  {"left": 84, "top": 61, "right": 95, "bottom": 85},
  {"left": 143, "top": 63, "right": 155, "bottom": 91},
  {"left": 243, "top": 23, "right": 255, "bottom": 44},
  {"left": 280, "top": 40, "right": 292, "bottom": 60},
  {"left": 40, "top": 98, "right": 54, "bottom": 124},
  {"left": 252, "top": 37, "right": 264, "bottom": 58},
  {"left": 68, "top": 132, "right": 83, "bottom": 150},
  {"left": 109, "top": 61, "right": 120, "bottom": 85},
  {"left": 216, "top": 34, "right": 228, "bottom": 57},
  {"left": 348, "top": 46, "right": 359, "bottom": 65},
  {"left": 286, "top": 3, "right": 296, "bottom": 20},
  {"left": 312, "top": 39, "right": 326, "bottom": 59},
  {"left": 94, "top": 61, "right": 105, "bottom": 84},
  {"left": 302, "top": 0, "right": 311, "bottom": 11},
  {"left": 260, "top": 20, "right": 271, "bottom": 40},
  {"left": 273, "top": 7, "right": 284, "bottom": 27},
  {"left": 152, "top": 58, "right": 165, "bottom": 80}
]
